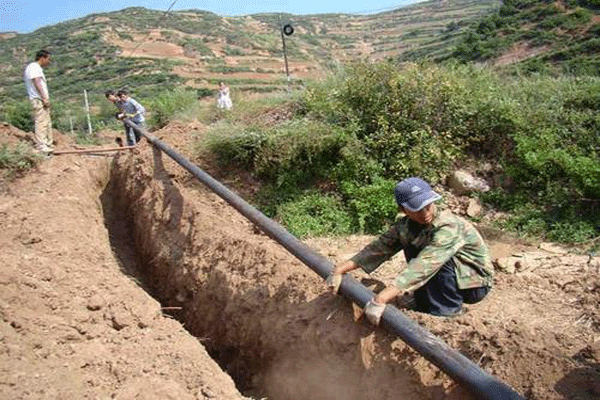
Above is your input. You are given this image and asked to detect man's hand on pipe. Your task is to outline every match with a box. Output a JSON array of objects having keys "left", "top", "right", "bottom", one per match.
[
  {"left": 363, "top": 286, "right": 403, "bottom": 326},
  {"left": 364, "top": 299, "right": 386, "bottom": 326},
  {"left": 326, "top": 259, "right": 359, "bottom": 295},
  {"left": 326, "top": 273, "right": 343, "bottom": 295}
]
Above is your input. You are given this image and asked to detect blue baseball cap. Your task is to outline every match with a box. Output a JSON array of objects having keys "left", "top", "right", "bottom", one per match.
[{"left": 394, "top": 177, "right": 441, "bottom": 212}]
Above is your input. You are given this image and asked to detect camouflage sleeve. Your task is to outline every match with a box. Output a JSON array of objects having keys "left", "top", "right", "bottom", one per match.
[
  {"left": 351, "top": 223, "right": 404, "bottom": 273},
  {"left": 395, "top": 221, "right": 464, "bottom": 292}
]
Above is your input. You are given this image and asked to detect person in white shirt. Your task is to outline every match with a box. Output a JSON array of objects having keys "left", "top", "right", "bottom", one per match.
[
  {"left": 217, "top": 82, "right": 233, "bottom": 111},
  {"left": 23, "top": 50, "right": 53, "bottom": 154}
]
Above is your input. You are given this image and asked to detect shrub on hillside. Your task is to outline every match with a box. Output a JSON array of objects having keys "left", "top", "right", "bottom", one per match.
[
  {"left": 578, "top": 0, "right": 600, "bottom": 9},
  {"left": 202, "top": 61, "right": 599, "bottom": 241},
  {"left": 1, "top": 101, "right": 33, "bottom": 132},
  {"left": 252, "top": 120, "right": 349, "bottom": 185},
  {"left": 299, "top": 62, "right": 600, "bottom": 241},
  {"left": 302, "top": 62, "right": 497, "bottom": 179},
  {"left": 147, "top": 89, "right": 197, "bottom": 129},
  {"left": 340, "top": 177, "right": 398, "bottom": 233},
  {"left": 0, "top": 143, "right": 40, "bottom": 180},
  {"left": 275, "top": 192, "right": 354, "bottom": 237},
  {"left": 206, "top": 125, "right": 266, "bottom": 168}
]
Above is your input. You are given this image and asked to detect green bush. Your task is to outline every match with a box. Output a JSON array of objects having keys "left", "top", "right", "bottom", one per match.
[
  {"left": 538, "top": 14, "right": 569, "bottom": 29},
  {"left": 578, "top": 0, "right": 600, "bottom": 9},
  {"left": 223, "top": 46, "right": 245, "bottom": 56},
  {"left": 477, "top": 75, "right": 600, "bottom": 242},
  {"left": 181, "top": 38, "right": 214, "bottom": 56},
  {"left": 205, "top": 124, "right": 267, "bottom": 167},
  {"left": 197, "top": 88, "right": 215, "bottom": 98},
  {"left": 485, "top": 188, "right": 599, "bottom": 243},
  {"left": 275, "top": 192, "right": 353, "bottom": 237},
  {"left": 303, "top": 62, "right": 490, "bottom": 178},
  {"left": 569, "top": 7, "right": 593, "bottom": 23},
  {"left": 340, "top": 177, "right": 398, "bottom": 233},
  {"left": 1, "top": 101, "right": 33, "bottom": 132},
  {"left": 252, "top": 120, "right": 348, "bottom": 185},
  {"left": 200, "top": 61, "right": 600, "bottom": 241},
  {"left": 0, "top": 143, "right": 40, "bottom": 179},
  {"left": 146, "top": 88, "right": 197, "bottom": 129},
  {"left": 307, "top": 64, "right": 599, "bottom": 241}
]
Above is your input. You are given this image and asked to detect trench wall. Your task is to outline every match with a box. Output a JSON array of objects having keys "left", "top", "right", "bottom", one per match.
[
  {"left": 0, "top": 152, "right": 248, "bottom": 400},
  {"left": 107, "top": 148, "right": 435, "bottom": 400}
]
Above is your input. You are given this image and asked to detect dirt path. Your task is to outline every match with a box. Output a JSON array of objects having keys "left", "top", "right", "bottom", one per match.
[{"left": 1, "top": 123, "right": 599, "bottom": 399}]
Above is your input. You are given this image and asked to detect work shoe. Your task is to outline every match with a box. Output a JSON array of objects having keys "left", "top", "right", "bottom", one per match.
[
  {"left": 440, "top": 308, "right": 467, "bottom": 318},
  {"left": 34, "top": 145, "right": 54, "bottom": 155}
]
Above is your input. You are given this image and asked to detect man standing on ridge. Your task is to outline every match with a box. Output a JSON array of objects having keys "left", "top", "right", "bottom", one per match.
[
  {"left": 24, "top": 49, "right": 53, "bottom": 154},
  {"left": 326, "top": 177, "right": 494, "bottom": 324}
]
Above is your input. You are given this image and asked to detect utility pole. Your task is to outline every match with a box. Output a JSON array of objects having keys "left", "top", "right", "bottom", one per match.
[
  {"left": 281, "top": 27, "right": 291, "bottom": 91},
  {"left": 278, "top": 15, "right": 294, "bottom": 92}
]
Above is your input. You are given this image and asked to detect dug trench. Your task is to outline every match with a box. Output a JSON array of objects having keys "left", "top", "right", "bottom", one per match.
[
  {"left": 2, "top": 123, "right": 599, "bottom": 399},
  {"left": 101, "top": 146, "right": 433, "bottom": 400},
  {"left": 101, "top": 129, "right": 600, "bottom": 400}
]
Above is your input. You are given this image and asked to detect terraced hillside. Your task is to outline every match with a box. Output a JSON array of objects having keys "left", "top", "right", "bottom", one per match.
[
  {"left": 0, "top": 0, "right": 500, "bottom": 104},
  {"left": 403, "top": 0, "right": 600, "bottom": 76}
]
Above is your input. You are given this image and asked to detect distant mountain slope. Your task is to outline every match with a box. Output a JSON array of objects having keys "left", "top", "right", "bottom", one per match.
[
  {"left": 0, "top": 0, "right": 499, "bottom": 104},
  {"left": 403, "top": 0, "right": 600, "bottom": 76}
]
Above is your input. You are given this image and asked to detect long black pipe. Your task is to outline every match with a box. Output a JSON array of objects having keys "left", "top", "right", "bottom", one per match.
[{"left": 125, "top": 120, "right": 525, "bottom": 400}]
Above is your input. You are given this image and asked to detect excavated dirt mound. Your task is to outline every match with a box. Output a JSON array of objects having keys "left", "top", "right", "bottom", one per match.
[
  {"left": 0, "top": 126, "right": 246, "bottom": 399},
  {"left": 1, "top": 122, "right": 600, "bottom": 399}
]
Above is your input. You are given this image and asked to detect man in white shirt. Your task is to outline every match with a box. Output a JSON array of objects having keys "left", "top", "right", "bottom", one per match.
[{"left": 24, "top": 50, "right": 53, "bottom": 154}]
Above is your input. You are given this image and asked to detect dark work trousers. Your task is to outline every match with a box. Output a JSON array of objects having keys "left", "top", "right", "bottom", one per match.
[
  {"left": 124, "top": 122, "right": 143, "bottom": 146},
  {"left": 404, "top": 245, "right": 490, "bottom": 316}
]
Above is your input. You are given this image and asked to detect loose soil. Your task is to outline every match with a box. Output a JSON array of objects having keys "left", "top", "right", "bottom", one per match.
[{"left": 1, "top": 121, "right": 599, "bottom": 400}]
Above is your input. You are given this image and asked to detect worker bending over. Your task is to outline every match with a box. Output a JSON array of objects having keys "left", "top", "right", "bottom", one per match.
[{"left": 327, "top": 177, "right": 493, "bottom": 324}]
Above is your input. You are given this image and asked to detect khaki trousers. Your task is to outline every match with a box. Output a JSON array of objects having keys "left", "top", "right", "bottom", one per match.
[{"left": 31, "top": 98, "right": 53, "bottom": 149}]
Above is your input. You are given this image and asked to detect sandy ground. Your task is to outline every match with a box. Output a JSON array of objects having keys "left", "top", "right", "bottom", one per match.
[
  {"left": 0, "top": 124, "right": 246, "bottom": 400},
  {"left": 1, "top": 121, "right": 599, "bottom": 400}
]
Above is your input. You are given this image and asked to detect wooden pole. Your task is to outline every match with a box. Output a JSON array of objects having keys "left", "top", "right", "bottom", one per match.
[
  {"left": 53, "top": 146, "right": 136, "bottom": 155},
  {"left": 84, "top": 89, "right": 93, "bottom": 136}
]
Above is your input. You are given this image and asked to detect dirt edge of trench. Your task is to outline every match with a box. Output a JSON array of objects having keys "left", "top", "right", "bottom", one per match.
[
  {"left": 106, "top": 138, "right": 600, "bottom": 400},
  {"left": 106, "top": 147, "right": 439, "bottom": 400},
  {"left": 0, "top": 152, "right": 246, "bottom": 400}
]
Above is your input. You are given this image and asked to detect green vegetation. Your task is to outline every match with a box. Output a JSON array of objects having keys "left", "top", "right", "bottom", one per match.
[
  {"left": 198, "top": 61, "right": 600, "bottom": 243},
  {"left": 448, "top": 0, "right": 600, "bottom": 76},
  {"left": 2, "top": 1, "right": 599, "bottom": 244},
  {"left": 146, "top": 88, "right": 198, "bottom": 128},
  {"left": 275, "top": 192, "right": 354, "bottom": 237},
  {"left": 0, "top": 101, "right": 34, "bottom": 132},
  {"left": 0, "top": 143, "right": 40, "bottom": 181},
  {"left": 181, "top": 38, "right": 214, "bottom": 57},
  {"left": 208, "top": 66, "right": 253, "bottom": 74},
  {"left": 223, "top": 45, "right": 245, "bottom": 56},
  {"left": 0, "top": 0, "right": 500, "bottom": 126}
]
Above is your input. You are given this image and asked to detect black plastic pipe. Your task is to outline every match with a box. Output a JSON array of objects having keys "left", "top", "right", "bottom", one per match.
[{"left": 125, "top": 120, "right": 525, "bottom": 400}]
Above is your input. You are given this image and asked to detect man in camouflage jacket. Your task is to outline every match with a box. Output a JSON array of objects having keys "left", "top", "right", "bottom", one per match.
[{"left": 327, "top": 177, "right": 493, "bottom": 323}]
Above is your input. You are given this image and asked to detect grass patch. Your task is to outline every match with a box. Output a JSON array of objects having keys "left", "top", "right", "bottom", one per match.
[{"left": 0, "top": 143, "right": 40, "bottom": 180}]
